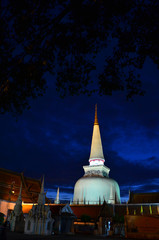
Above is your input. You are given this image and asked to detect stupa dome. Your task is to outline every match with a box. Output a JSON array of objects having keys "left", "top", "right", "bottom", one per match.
[
  {"left": 74, "top": 176, "right": 120, "bottom": 204},
  {"left": 73, "top": 105, "right": 121, "bottom": 205}
]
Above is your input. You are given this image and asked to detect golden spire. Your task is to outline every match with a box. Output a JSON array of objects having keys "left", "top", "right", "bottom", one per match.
[
  {"left": 89, "top": 104, "right": 105, "bottom": 165},
  {"left": 94, "top": 104, "right": 99, "bottom": 125}
]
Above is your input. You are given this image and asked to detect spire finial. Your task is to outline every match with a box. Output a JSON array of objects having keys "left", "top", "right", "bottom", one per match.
[
  {"left": 14, "top": 182, "right": 23, "bottom": 216},
  {"left": 41, "top": 175, "right": 44, "bottom": 193},
  {"left": 38, "top": 175, "right": 46, "bottom": 205},
  {"left": 94, "top": 104, "right": 98, "bottom": 125},
  {"left": 19, "top": 182, "right": 22, "bottom": 197}
]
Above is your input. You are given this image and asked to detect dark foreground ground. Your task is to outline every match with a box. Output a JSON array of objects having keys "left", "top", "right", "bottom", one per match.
[{"left": 4, "top": 231, "right": 128, "bottom": 240}]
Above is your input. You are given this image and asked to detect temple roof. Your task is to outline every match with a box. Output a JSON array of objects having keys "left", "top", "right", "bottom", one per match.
[
  {"left": 129, "top": 192, "right": 159, "bottom": 204},
  {"left": 0, "top": 168, "right": 49, "bottom": 203}
]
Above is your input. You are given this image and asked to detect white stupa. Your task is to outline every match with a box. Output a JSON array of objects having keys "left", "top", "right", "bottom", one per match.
[{"left": 73, "top": 105, "right": 121, "bottom": 205}]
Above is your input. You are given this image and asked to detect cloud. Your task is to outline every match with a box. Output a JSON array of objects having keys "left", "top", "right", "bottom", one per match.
[
  {"left": 107, "top": 124, "right": 159, "bottom": 169},
  {"left": 119, "top": 177, "right": 159, "bottom": 203}
]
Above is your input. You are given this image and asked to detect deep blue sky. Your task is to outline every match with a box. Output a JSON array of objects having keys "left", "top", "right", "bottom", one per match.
[{"left": 0, "top": 57, "right": 159, "bottom": 203}]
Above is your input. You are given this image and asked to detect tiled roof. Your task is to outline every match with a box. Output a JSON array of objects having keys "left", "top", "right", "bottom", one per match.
[
  {"left": 0, "top": 168, "right": 47, "bottom": 203},
  {"left": 129, "top": 192, "right": 159, "bottom": 203}
]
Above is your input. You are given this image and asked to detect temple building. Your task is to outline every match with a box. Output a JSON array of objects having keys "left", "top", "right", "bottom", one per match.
[
  {"left": 128, "top": 191, "right": 159, "bottom": 204},
  {"left": 73, "top": 105, "right": 121, "bottom": 205},
  {"left": 0, "top": 168, "right": 49, "bottom": 217}
]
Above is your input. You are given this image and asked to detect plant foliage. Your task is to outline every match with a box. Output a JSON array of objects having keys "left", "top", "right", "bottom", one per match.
[{"left": 1, "top": 0, "right": 159, "bottom": 114}]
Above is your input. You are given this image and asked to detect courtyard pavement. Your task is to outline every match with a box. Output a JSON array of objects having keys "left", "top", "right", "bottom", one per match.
[{"left": 4, "top": 231, "right": 127, "bottom": 240}]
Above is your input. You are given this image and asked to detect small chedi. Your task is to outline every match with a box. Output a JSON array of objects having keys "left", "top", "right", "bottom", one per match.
[
  {"left": 73, "top": 105, "right": 121, "bottom": 204},
  {"left": 24, "top": 177, "right": 54, "bottom": 235},
  {"left": 54, "top": 187, "right": 60, "bottom": 204},
  {"left": 8, "top": 183, "right": 24, "bottom": 232}
]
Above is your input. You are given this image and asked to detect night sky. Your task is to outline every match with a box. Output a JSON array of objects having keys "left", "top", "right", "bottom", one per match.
[{"left": 0, "top": 57, "right": 159, "bottom": 203}]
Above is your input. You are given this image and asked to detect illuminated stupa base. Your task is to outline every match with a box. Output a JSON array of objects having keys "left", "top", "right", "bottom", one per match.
[
  {"left": 73, "top": 164, "right": 120, "bottom": 205},
  {"left": 73, "top": 105, "right": 121, "bottom": 205}
]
